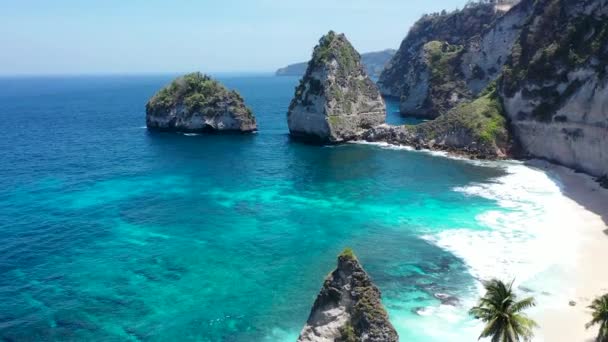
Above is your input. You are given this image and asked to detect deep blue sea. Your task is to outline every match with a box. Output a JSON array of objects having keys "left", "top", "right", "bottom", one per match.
[{"left": 0, "top": 74, "right": 568, "bottom": 341}]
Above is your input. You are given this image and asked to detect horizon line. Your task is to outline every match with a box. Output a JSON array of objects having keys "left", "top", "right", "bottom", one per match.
[{"left": 0, "top": 70, "right": 284, "bottom": 78}]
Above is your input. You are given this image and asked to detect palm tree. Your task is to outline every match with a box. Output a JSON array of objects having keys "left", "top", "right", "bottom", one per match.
[
  {"left": 586, "top": 294, "right": 608, "bottom": 342},
  {"left": 469, "top": 279, "right": 537, "bottom": 342}
]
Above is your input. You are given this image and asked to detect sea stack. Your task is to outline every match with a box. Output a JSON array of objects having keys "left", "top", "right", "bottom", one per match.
[
  {"left": 287, "top": 31, "right": 386, "bottom": 143},
  {"left": 146, "top": 72, "right": 256, "bottom": 133},
  {"left": 298, "top": 249, "right": 398, "bottom": 342}
]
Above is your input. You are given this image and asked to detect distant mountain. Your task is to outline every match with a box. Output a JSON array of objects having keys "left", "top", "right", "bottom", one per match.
[{"left": 276, "top": 49, "right": 396, "bottom": 78}]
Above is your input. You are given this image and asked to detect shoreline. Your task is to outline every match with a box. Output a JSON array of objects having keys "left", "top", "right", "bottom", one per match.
[
  {"left": 352, "top": 140, "right": 608, "bottom": 340},
  {"left": 525, "top": 160, "right": 608, "bottom": 341}
]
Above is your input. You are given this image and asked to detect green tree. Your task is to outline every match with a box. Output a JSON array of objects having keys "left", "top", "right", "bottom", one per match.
[
  {"left": 586, "top": 294, "right": 608, "bottom": 342},
  {"left": 470, "top": 279, "right": 537, "bottom": 342}
]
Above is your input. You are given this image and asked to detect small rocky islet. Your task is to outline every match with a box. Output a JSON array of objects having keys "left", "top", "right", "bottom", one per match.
[
  {"left": 146, "top": 72, "right": 257, "bottom": 133},
  {"left": 298, "top": 249, "right": 398, "bottom": 342},
  {"left": 287, "top": 31, "right": 386, "bottom": 143}
]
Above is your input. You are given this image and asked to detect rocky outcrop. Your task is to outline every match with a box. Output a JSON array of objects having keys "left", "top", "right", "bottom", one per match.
[
  {"left": 378, "top": 1, "right": 531, "bottom": 119},
  {"left": 377, "top": 2, "right": 504, "bottom": 118},
  {"left": 362, "top": 84, "right": 511, "bottom": 159},
  {"left": 298, "top": 249, "right": 398, "bottom": 342},
  {"left": 287, "top": 31, "right": 386, "bottom": 143},
  {"left": 498, "top": 0, "right": 608, "bottom": 177},
  {"left": 146, "top": 72, "right": 256, "bottom": 133},
  {"left": 368, "top": 0, "right": 607, "bottom": 178},
  {"left": 276, "top": 49, "right": 396, "bottom": 79}
]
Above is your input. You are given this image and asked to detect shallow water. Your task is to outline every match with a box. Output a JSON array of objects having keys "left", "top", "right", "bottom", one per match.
[{"left": 0, "top": 74, "right": 570, "bottom": 341}]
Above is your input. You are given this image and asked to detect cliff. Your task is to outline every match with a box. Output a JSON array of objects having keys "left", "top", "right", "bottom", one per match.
[
  {"left": 377, "top": 2, "right": 503, "bottom": 118},
  {"left": 298, "top": 249, "right": 398, "bottom": 342},
  {"left": 498, "top": 0, "right": 608, "bottom": 177},
  {"left": 276, "top": 49, "right": 396, "bottom": 79},
  {"left": 146, "top": 72, "right": 257, "bottom": 133},
  {"left": 287, "top": 31, "right": 386, "bottom": 143},
  {"left": 369, "top": 0, "right": 607, "bottom": 178}
]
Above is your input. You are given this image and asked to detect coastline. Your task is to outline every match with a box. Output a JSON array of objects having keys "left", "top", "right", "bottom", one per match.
[
  {"left": 526, "top": 160, "right": 608, "bottom": 341},
  {"left": 354, "top": 140, "right": 608, "bottom": 340}
]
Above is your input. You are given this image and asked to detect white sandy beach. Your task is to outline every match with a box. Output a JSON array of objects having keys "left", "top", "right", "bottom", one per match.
[{"left": 527, "top": 160, "right": 608, "bottom": 341}]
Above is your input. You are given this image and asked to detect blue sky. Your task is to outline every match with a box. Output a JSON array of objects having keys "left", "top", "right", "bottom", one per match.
[{"left": 0, "top": 0, "right": 469, "bottom": 75}]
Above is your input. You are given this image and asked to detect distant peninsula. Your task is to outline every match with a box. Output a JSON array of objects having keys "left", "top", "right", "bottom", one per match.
[{"left": 276, "top": 49, "right": 396, "bottom": 78}]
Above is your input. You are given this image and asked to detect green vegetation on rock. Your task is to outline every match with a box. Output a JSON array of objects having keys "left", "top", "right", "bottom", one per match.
[
  {"left": 421, "top": 40, "right": 471, "bottom": 115},
  {"left": 379, "top": 1, "right": 500, "bottom": 98},
  {"left": 337, "top": 322, "right": 356, "bottom": 342},
  {"left": 146, "top": 72, "right": 252, "bottom": 118},
  {"left": 408, "top": 81, "right": 509, "bottom": 155},
  {"left": 449, "top": 82, "right": 507, "bottom": 145},
  {"left": 339, "top": 247, "right": 356, "bottom": 260},
  {"left": 425, "top": 41, "right": 463, "bottom": 80},
  {"left": 310, "top": 31, "right": 360, "bottom": 79},
  {"left": 500, "top": 0, "right": 608, "bottom": 121}
]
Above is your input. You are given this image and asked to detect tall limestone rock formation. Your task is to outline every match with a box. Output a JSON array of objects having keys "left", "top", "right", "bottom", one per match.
[
  {"left": 378, "top": 1, "right": 531, "bottom": 119},
  {"left": 498, "top": 0, "right": 608, "bottom": 177},
  {"left": 298, "top": 249, "right": 398, "bottom": 342},
  {"left": 378, "top": 2, "right": 501, "bottom": 118},
  {"left": 287, "top": 31, "right": 386, "bottom": 143},
  {"left": 146, "top": 72, "right": 257, "bottom": 133}
]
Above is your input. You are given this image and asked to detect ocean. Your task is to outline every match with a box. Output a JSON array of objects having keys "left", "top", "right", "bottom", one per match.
[{"left": 0, "top": 74, "right": 575, "bottom": 341}]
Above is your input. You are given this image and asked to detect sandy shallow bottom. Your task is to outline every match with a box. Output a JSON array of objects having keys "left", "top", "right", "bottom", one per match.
[{"left": 526, "top": 160, "right": 608, "bottom": 342}]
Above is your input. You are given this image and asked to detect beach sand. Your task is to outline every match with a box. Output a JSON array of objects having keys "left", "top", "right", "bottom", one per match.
[{"left": 527, "top": 160, "right": 608, "bottom": 342}]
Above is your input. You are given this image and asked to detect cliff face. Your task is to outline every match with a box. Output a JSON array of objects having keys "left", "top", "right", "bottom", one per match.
[
  {"left": 378, "top": 1, "right": 533, "bottom": 119},
  {"left": 146, "top": 73, "right": 256, "bottom": 133},
  {"left": 298, "top": 249, "right": 398, "bottom": 342},
  {"left": 369, "top": 0, "right": 606, "bottom": 177},
  {"left": 377, "top": 3, "right": 503, "bottom": 118},
  {"left": 459, "top": 0, "right": 534, "bottom": 95},
  {"left": 287, "top": 31, "right": 386, "bottom": 143},
  {"left": 499, "top": 0, "right": 608, "bottom": 176},
  {"left": 276, "top": 49, "right": 396, "bottom": 79}
]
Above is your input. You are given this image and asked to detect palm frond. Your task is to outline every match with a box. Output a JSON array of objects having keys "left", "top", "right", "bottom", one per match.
[{"left": 470, "top": 279, "right": 537, "bottom": 342}]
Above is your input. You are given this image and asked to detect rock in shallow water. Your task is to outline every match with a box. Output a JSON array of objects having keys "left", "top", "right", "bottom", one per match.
[
  {"left": 297, "top": 249, "right": 398, "bottom": 342},
  {"left": 146, "top": 72, "right": 257, "bottom": 133},
  {"left": 288, "top": 31, "right": 386, "bottom": 143}
]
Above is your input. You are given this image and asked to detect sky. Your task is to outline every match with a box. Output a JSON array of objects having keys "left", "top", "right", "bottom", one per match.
[{"left": 0, "top": 0, "right": 469, "bottom": 75}]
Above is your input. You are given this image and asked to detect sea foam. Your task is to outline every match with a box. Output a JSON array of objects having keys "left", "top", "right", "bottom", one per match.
[{"left": 425, "top": 162, "right": 581, "bottom": 301}]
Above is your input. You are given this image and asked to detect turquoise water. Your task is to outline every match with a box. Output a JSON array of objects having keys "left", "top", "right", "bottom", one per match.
[{"left": 0, "top": 74, "right": 521, "bottom": 341}]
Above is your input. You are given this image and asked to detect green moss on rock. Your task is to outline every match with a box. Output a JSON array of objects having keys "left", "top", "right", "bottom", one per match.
[{"left": 339, "top": 247, "right": 356, "bottom": 260}]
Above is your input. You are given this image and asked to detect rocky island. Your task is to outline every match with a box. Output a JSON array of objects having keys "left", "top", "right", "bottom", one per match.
[
  {"left": 146, "top": 72, "right": 257, "bottom": 133},
  {"left": 298, "top": 249, "right": 398, "bottom": 342},
  {"left": 287, "top": 31, "right": 386, "bottom": 143},
  {"left": 276, "top": 49, "right": 396, "bottom": 79}
]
